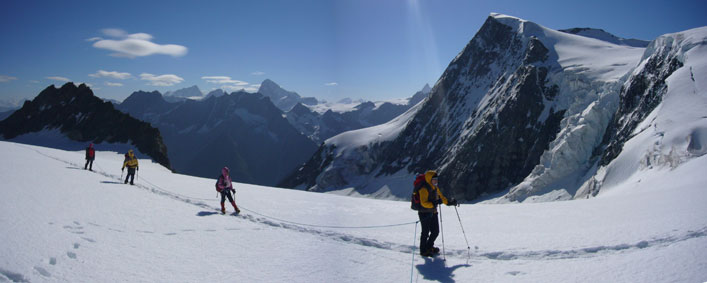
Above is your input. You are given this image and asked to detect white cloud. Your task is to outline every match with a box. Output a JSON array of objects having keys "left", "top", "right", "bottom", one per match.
[
  {"left": 202, "top": 76, "right": 258, "bottom": 92},
  {"left": 86, "top": 37, "right": 103, "bottom": 42},
  {"left": 201, "top": 76, "right": 248, "bottom": 86},
  {"left": 89, "top": 70, "right": 132, "bottom": 80},
  {"left": 251, "top": 71, "right": 265, "bottom": 76},
  {"left": 128, "top": 33, "right": 153, "bottom": 41},
  {"left": 105, "top": 82, "right": 123, "bottom": 87},
  {"left": 325, "top": 82, "right": 338, "bottom": 86},
  {"left": 140, "top": 73, "right": 183, "bottom": 86},
  {"left": 102, "top": 28, "right": 128, "bottom": 38},
  {"left": 0, "top": 75, "right": 18, "bottom": 82},
  {"left": 92, "top": 28, "right": 187, "bottom": 58},
  {"left": 47, "top": 76, "right": 70, "bottom": 82}
]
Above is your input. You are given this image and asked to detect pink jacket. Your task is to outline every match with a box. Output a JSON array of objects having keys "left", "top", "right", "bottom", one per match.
[{"left": 216, "top": 167, "right": 232, "bottom": 192}]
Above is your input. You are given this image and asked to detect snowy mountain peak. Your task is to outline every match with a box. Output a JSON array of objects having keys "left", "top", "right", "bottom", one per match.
[
  {"left": 259, "top": 79, "right": 298, "bottom": 99},
  {"left": 258, "top": 79, "right": 312, "bottom": 111},
  {"left": 421, "top": 83, "right": 432, "bottom": 94}
]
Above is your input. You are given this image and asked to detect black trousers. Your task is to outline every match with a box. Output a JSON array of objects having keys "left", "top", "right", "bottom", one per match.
[
  {"left": 125, "top": 167, "right": 136, "bottom": 184},
  {"left": 418, "top": 212, "right": 439, "bottom": 253},
  {"left": 84, "top": 158, "right": 94, "bottom": 170},
  {"left": 220, "top": 189, "right": 234, "bottom": 203}
]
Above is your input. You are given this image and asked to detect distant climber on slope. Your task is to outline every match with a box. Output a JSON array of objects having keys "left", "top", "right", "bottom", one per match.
[
  {"left": 84, "top": 143, "right": 95, "bottom": 171},
  {"left": 216, "top": 166, "right": 240, "bottom": 214},
  {"left": 121, "top": 149, "right": 139, "bottom": 185}
]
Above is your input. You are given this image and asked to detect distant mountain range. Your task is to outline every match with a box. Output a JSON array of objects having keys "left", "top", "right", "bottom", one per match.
[
  {"left": 112, "top": 79, "right": 429, "bottom": 184},
  {"left": 285, "top": 84, "right": 430, "bottom": 144},
  {"left": 116, "top": 88, "right": 318, "bottom": 185}
]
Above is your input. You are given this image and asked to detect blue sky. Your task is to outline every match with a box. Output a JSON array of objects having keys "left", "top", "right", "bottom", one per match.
[{"left": 1, "top": 0, "right": 705, "bottom": 104}]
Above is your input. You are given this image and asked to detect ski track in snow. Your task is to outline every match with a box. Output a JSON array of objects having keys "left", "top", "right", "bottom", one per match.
[{"left": 20, "top": 145, "right": 707, "bottom": 264}]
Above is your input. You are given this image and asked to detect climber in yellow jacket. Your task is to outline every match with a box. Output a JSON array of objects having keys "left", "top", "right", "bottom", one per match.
[
  {"left": 122, "top": 149, "right": 139, "bottom": 185},
  {"left": 416, "top": 170, "right": 457, "bottom": 257}
]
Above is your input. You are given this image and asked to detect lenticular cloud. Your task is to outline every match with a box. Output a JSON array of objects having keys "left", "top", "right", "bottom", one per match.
[{"left": 92, "top": 29, "right": 187, "bottom": 58}]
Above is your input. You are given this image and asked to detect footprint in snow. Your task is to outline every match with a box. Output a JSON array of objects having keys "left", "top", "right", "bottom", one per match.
[
  {"left": 34, "top": 266, "right": 51, "bottom": 277},
  {"left": 81, "top": 237, "right": 96, "bottom": 243}
]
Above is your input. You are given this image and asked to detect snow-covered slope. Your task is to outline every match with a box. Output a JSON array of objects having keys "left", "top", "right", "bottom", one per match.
[
  {"left": 575, "top": 27, "right": 707, "bottom": 198},
  {"left": 1, "top": 141, "right": 705, "bottom": 282},
  {"left": 560, "top": 27, "right": 650, "bottom": 48}
]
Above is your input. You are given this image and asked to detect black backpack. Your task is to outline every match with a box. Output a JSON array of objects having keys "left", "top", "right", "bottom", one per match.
[{"left": 410, "top": 174, "right": 426, "bottom": 210}]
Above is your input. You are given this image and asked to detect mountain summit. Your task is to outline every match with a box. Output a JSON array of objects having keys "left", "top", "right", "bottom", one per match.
[{"left": 258, "top": 79, "right": 318, "bottom": 111}]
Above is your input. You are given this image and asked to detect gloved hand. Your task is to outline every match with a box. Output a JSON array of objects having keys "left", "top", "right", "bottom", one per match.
[
  {"left": 448, "top": 199, "right": 458, "bottom": 206},
  {"left": 436, "top": 198, "right": 444, "bottom": 205},
  {"left": 121, "top": 167, "right": 124, "bottom": 172},
  {"left": 137, "top": 167, "right": 139, "bottom": 171},
  {"left": 231, "top": 188, "right": 235, "bottom": 194}
]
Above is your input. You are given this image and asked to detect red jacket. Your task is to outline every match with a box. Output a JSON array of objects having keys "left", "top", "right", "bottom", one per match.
[{"left": 86, "top": 146, "right": 95, "bottom": 159}]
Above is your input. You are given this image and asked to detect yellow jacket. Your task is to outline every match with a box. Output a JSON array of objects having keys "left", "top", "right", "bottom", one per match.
[
  {"left": 122, "top": 152, "right": 139, "bottom": 169},
  {"left": 418, "top": 170, "right": 448, "bottom": 213}
]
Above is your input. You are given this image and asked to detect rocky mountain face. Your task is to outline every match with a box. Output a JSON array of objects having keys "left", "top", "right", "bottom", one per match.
[
  {"left": 281, "top": 14, "right": 697, "bottom": 202},
  {"left": 0, "top": 110, "right": 14, "bottom": 121},
  {"left": 0, "top": 83, "right": 171, "bottom": 169},
  {"left": 281, "top": 16, "right": 566, "bottom": 197},
  {"left": 117, "top": 90, "right": 317, "bottom": 185},
  {"left": 598, "top": 38, "right": 684, "bottom": 166}
]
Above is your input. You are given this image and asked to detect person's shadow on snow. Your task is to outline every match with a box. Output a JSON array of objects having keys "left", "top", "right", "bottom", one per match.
[
  {"left": 196, "top": 211, "right": 220, "bottom": 217},
  {"left": 415, "top": 257, "right": 469, "bottom": 282}
]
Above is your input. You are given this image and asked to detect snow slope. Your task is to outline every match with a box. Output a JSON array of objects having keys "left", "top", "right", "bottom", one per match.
[{"left": 1, "top": 141, "right": 705, "bottom": 282}]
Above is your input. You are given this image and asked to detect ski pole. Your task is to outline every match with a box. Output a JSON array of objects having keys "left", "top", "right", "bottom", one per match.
[
  {"left": 410, "top": 221, "right": 418, "bottom": 283},
  {"left": 439, "top": 202, "right": 445, "bottom": 261},
  {"left": 454, "top": 206, "right": 472, "bottom": 264},
  {"left": 120, "top": 170, "right": 124, "bottom": 182}
]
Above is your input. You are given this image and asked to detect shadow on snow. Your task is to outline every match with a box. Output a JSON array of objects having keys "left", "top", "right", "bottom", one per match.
[{"left": 415, "top": 257, "right": 470, "bottom": 282}]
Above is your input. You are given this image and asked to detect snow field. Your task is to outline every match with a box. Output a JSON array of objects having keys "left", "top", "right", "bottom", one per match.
[{"left": 1, "top": 141, "right": 706, "bottom": 282}]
